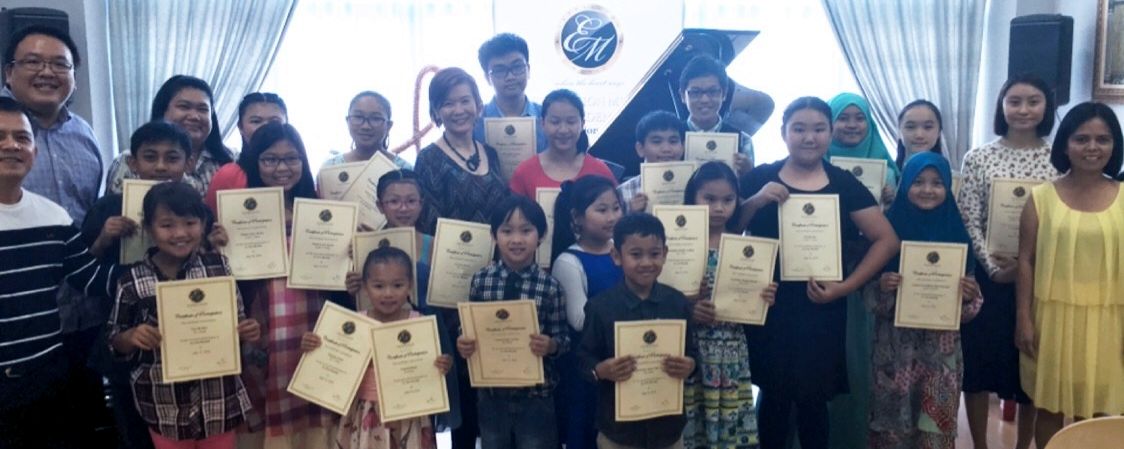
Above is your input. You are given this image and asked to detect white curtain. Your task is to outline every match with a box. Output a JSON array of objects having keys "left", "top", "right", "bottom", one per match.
[
  {"left": 821, "top": 0, "right": 988, "bottom": 167},
  {"left": 107, "top": 0, "right": 298, "bottom": 152}
]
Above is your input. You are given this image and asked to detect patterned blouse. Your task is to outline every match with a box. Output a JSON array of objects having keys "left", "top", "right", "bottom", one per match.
[
  {"left": 957, "top": 139, "right": 1059, "bottom": 275},
  {"left": 414, "top": 142, "right": 510, "bottom": 234},
  {"left": 105, "top": 147, "right": 233, "bottom": 197}
]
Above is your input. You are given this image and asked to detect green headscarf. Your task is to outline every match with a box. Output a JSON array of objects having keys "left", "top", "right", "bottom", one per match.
[{"left": 827, "top": 93, "right": 902, "bottom": 183}]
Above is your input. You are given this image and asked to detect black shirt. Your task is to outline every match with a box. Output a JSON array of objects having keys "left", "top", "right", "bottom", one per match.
[{"left": 577, "top": 282, "right": 696, "bottom": 448}]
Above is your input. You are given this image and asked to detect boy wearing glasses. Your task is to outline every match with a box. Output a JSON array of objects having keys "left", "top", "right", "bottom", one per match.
[
  {"left": 679, "top": 55, "right": 754, "bottom": 176},
  {"left": 474, "top": 33, "right": 548, "bottom": 154}
]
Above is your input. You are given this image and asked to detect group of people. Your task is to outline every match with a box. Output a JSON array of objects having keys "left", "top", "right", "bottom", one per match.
[{"left": 0, "top": 24, "right": 1120, "bottom": 449}]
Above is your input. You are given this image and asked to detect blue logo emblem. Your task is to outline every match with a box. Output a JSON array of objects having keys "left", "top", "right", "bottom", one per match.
[{"left": 558, "top": 6, "right": 621, "bottom": 72}]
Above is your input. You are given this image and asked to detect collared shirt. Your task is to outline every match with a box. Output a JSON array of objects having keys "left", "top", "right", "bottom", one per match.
[
  {"left": 469, "top": 260, "right": 569, "bottom": 397},
  {"left": 473, "top": 96, "right": 549, "bottom": 153},
  {"left": 1, "top": 87, "right": 103, "bottom": 224},
  {"left": 577, "top": 282, "right": 696, "bottom": 449},
  {"left": 106, "top": 250, "right": 251, "bottom": 440},
  {"left": 686, "top": 116, "right": 755, "bottom": 165},
  {"left": 617, "top": 175, "right": 643, "bottom": 213}
]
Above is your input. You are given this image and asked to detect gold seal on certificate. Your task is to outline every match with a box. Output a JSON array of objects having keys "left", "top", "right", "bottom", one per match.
[
  {"left": 353, "top": 228, "right": 419, "bottom": 306},
  {"left": 614, "top": 319, "right": 686, "bottom": 422},
  {"left": 685, "top": 131, "right": 738, "bottom": 167},
  {"left": 317, "top": 161, "right": 366, "bottom": 201},
  {"left": 457, "top": 300, "right": 544, "bottom": 387},
  {"left": 712, "top": 235, "right": 779, "bottom": 325},
  {"left": 986, "top": 178, "right": 1041, "bottom": 256},
  {"left": 427, "top": 219, "right": 494, "bottom": 308},
  {"left": 830, "top": 156, "right": 886, "bottom": 202},
  {"left": 216, "top": 187, "right": 288, "bottom": 280},
  {"left": 120, "top": 179, "right": 159, "bottom": 264},
  {"left": 156, "top": 276, "right": 241, "bottom": 383},
  {"left": 288, "top": 198, "right": 358, "bottom": 290},
  {"left": 535, "top": 188, "right": 561, "bottom": 269},
  {"left": 641, "top": 161, "right": 697, "bottom": 207},
  {"left": 370, "top": 315, "right": 450, "bottom": 422},
  {"left": 484, "top": 117, "right": 536, "bottom": 182},
  {"left": 287, "top": 302, "right": 377, "bottom": 415},
  {"left": 778, "top": 194, "right": 842, "bottom": 281},
  {"left": 341, "top": 153, "right": 398, "bottom": 230},
  {"left": 895, "top": 241, "right": 968, "bottom": 331},
  {"left": 651, "top": 205, "right": 709, "bottom": 296}
]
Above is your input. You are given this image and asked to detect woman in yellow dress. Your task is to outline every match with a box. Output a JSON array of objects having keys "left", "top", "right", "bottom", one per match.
[{"left": 1015, "top": 101, "right": 1124, "bottom": 446}]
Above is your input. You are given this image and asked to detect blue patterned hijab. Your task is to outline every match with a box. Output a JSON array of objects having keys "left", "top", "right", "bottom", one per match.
[{"left": 884, "top": 152, "right": 975, "bottom": 273}]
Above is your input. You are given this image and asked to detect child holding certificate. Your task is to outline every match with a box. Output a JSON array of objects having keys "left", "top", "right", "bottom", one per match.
[
  {"left": 618, "top": 111, "right": 687, "bottom": 213},
  {"left": 107, "top": 182, "right": 262, "bottom": 449},
  {"left": 456, "top": 196, "right": 569, "bottom": 449},
  {"left": 680, "top": 161, "right": 777, "bottom": 449},
  {"left": 345, "top": 169, "right": 434, "bottom": 299},
  {"left": 577, "top": 213, "right": 697, "bottom": 449},
  {"left": 869, "top": 153, "right": 982, "bottom": 449},
  {"left": 550, "top": 175, "right": 623, "bottom": 449},
  {"left": 302, "top": 246, "right": 453, "bottom": 449}
]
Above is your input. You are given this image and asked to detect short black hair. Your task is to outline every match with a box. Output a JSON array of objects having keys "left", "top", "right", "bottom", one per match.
[
  {"left": 635, "top": 110, "right": 686, "bottom": 143},
  {"left": 993, "top": 74, "right": 1056, "bottom": 137},
  {"left": 141, "top": 181, "right": 209, "bottom": 227},
  {"left": 361, "top": 246, "right": 415, "bottom": 282},
  {"left": 490, "top": 195, "right": 547, "bottom": 239},
  {"left": 0, "top": 96, "right": 33, "bottom": 130},
  {"left": 238, "top": 92, "right": 288, "bottom": 126},
  {"left": 1050, "top": 101, "right": 1124, "bottom": 176},
  {"left": 613, "top": 213, "right": 666, "bottom": 251},
  {"left": 895, "top": 99, "right": 944, "bottom": 170},
  {"left": 4, "top": 25, "right": 81, "bottom": 68},
  {"left": 376, "top": 169, "right": 422, "bottom": 201},
  {"left": 129, "top": 121, "right": 191, "bottom": 156},
  {"left": 781, "top": 96, "right": 832, "bottom": 132},
  {"left": 428, "top": 68, "right": 483, "bottom": 127},
  {"left": 678, "top": 55, "right": 728, "bottom": 93},
  {"left": 238, "top": 122, "right": 317, "bottom": 201},
  {"left": 477, "top": 33, "right": 529, "bottom": 73}
]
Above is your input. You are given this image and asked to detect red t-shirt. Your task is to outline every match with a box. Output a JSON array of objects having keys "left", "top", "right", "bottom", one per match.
[
  {"left": 509, "top": 154, "right": 616, "bottom": 197},
  {"left": 204, "top": 163, "right": 248, "bottom": 213}
]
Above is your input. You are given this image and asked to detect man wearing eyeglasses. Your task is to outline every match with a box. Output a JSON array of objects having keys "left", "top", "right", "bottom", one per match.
[
  {"left": 473, "top": 33, "right": 549, "bottom": 154},
  {"left": 679, "top": 55, "right": 758, "bottom": 176}
]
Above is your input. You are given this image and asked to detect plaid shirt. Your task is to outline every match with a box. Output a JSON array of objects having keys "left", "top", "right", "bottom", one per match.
[
  {"left": 618, "top": 175, "right": 643, "bottom": 214},
  {"left": 107, "top": 250, "right": 251, "bottom": 440},
  {"left": 469, "top": 261, "right": 569, "bottom": 397}
]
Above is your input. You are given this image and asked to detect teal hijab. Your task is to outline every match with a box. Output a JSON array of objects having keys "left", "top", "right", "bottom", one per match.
[
  {"left": 827, "top": 93, "right": 902, "bottom": 182},
  {"left": 884, "top": 152, "right": 975, "bottom": 274}
]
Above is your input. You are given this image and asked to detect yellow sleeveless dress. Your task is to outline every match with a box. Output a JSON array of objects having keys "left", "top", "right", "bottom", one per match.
[{"left": 1020, "top": 182, "right": 1124, "bottom": 417}]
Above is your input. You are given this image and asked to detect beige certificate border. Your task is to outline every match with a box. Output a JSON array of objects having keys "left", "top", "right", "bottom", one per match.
[
  {"left": 685, "top": 131, "right": 738, "bottom": 166},
  {"left": 651, "top": 205, "right": 709, "bottom": 296},
  {"left": 614, "top": 319, "right": 686, "bottom": 422},
  {"left": 287, "top": 302, "right": 376, "bottom": 415},
  {"left": 457, "top": 300, "right": 544, "bottom": 387},
  {"left": 341, "top": 152, "right": 398, "bottom": 230},
  {"left": 317, "top": 161, "right": 366, "bottom": 201},
  {"left": 353, "top": 227, "right": 419, "bottom": 306},
  {"left": 216, "top": 187, "right": 289, "bottom": 280},
  {"left": 641, "top": 161, "right": 697, "bottom": 207},
  {"left": 484, "top": 116, "right": 537, "bottom": 182},
  {"left": 287, "top": 198, "right": 359, "bottom": 291},
  {"left": 829, "top": 156, "right": 886, "bottom": 201},
  {"left": 120, "top": 179, "right": 160, "bottom": 264},
  {"left": 985, "top": 177, "right": 1041, "bottom": 257},
  {"left": 535, "top": 188, "right": 561, "bottom": 269},
  {"left": 895, "top": 241, "right": 968, "bottom": 331},
  {"left": 370, "top": 315, "right": 450, "bottom": 422},
  {"left": 156, "top": 276, "right": 241, "bottom": 383},
  {"left": 712, "top": 234, "right": 779, "bottom": 325},
  {"left": 427, "top": 218, "right": 494, "bottom": 309},
  {"left": 778, "top": 194, "right": 843, "bottom": 282}
]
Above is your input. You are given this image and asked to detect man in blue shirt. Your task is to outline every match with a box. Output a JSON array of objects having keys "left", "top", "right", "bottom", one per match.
[{"left": 473, "top": 33, "right": 548, "bottom": 154}]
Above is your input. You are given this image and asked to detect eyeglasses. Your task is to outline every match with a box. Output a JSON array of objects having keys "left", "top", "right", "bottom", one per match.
[
  {"left": 347, "top": 115, "right": 387, "bottom": 126},
  {"left": 686, "top": 88, "right": 724, "bottom": 99},
  {"left": 381, "top": 198, "right": 420, "bottom": 209},
  {"left": 259, "top": 156, "right": 303, "bottom": 168},
  {"left": 9, "top": 58, "right": 73, "bottom": 74},
  {"left": 487, "top": 63, "right": 528, "bottom": 79}
]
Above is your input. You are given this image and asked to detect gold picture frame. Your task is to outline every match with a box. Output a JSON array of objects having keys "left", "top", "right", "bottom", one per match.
[{"left": 1095, "top": 0, "right": 1124, "bottom": 101}]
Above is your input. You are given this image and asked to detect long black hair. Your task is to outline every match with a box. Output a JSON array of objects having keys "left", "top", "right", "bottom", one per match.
[
  {"left": 894, "top": 99, "right": 944, "bottom": 170},
  {"left": 238, "top": 122, "right": 317, "bottom": 201},
  {"left": 551, "top": 175, "right": 620, "bottom": 262},
  {"left": 683, "top": 161, "right": 742, "bottom": 233},
  {"left": 150, "top": 75, "right": 233, "bottom": 165}
]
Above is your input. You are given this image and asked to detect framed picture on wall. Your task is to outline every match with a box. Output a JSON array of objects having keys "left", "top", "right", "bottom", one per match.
[{"left": 1095, "top": 0, "right": 1124, "bottom": 101}]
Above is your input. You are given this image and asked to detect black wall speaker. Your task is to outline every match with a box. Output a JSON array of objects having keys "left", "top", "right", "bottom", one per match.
[
  {"left": 1009, "top": 14, "right": 1073, "bottom": 105},
  {"left": 0, "top": 7, "right": 70, "bottom": 70}
]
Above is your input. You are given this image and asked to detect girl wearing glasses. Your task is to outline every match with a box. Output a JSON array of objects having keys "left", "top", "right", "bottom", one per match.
[{"left": 322, "top": 91, "right": 411, "bottom": 170}]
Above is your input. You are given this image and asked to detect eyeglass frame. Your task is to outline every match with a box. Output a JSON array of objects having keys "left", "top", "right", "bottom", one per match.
[
  {"left": 685, "top": 87, "right": 726, "bottom": 100},
  {"left": 258, "top": 156, "right": 304, "bottom": 168},
  {"left": 347, "top": 114, "right": 388, "bottom": 127},
  {"left": 487, "top": 63, "right": 529, "bottom": 79},
  {"left": 8, "top": 58, "right": 74, "bottom": 74}
]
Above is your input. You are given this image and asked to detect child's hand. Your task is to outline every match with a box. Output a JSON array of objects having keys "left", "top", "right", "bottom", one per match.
[
  {"left": 125, "top": 324, "right": 161, "bottom": 352},
  {"left": 207, "top": 224, "right": 229, "bottom": 249},
  {"left": 752, "top": 182, "right": 789, "bottom": 206},
  {"left": 434, "top": 354, "right": 453, "bottom": 375},
  {"left": 345, "top": 272, "right": 362, "bottom": 298},
  {"left": 733, "top": 153, "right": 753, "bottom": 177},
  {"left": 691, "top": 299, "right": 716, "bottom": 325},
  {"left": 629, "top": 193, "right": 649, "bottom": 213},
  {"left": 300, "top": 332, "right": 322, "bottom": 352},
  {"left": 237, "top": 319, "right": 261, "bottom": 342},
  {"left": 92, "top": 216, "right": 137, "bottom": 257},
  {"left": 880, "top": 185, "right": 895, "bottom": 206},
  {"left": 662, "top": 355, "right": 695, "bottom": 379},
  {"left": 456, "top": 336, "right": 477, "bottom": 359},
  {"left": 594, "top": 355, "right": 636, "bottom": 382},
  {"left": 529, "top": 333, "right": 556, "bottom": 357},
  {"left": 879, "top": 273, "right": 902, "bottom": 293},
  {"left": 760, "top": 282, "right": 778, "bottom": 306},
  {"left": 960, "top": 277, "right": 980, "bottom": 302},
  {"left": 807, "top": 278, "right": 846, "bottom": 304}
]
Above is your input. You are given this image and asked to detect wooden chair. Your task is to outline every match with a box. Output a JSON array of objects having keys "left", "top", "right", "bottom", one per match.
[{"left": 1044, "top": 416, "right": 1124, "bottom": 449}]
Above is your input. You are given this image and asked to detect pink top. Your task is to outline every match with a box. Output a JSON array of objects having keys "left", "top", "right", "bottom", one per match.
[
  {"left": 204, "top": 163, "right": 248, "bottom": 213},
  {"left": 356, "top": 310, "right": 422, "bottom": 401},
  {"left": 508, "top": 154, "right": 616, "bottom": 198}
]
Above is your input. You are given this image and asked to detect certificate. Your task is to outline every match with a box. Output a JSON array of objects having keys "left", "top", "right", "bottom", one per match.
[
  {"left": 778, "top": 194, "right": 843, "bottom": 281},
  {"left": 484, "top": 117, "right": 537, "bottom": 182},
  {"left": 370, "top": 315, "right": 450, "bottom": 422},
  {"left": 120, "top": 179, "right": 159, "bottom": 264},
  {"left": 641, "top": 161, "right": 697, "bottom": 207},
  {"left": 895, "top": 241, "right": 968, "bottom": 331},
  {"left": 156, "top": 276, "right": 241, "bottom": 383},
  {"left": 830, "top": 156, "right": 886, "bottom": 202},
  {"left": 614, "top": 319, "right": 686, "bottom": 421},
  {"left": 685, "top": 131, "right": 738, "bottom": 167},
  {"left": 535, "top": 188, "right": 561, "bottom": 269},
  {"left": 353, "top": 228, "right": 419, "bottom": 306},
  {"left": 288, "top": 198, "right": 358, "bottom": 290},
  {"left": 986, "top": 178, "right": 1040, "bottom": 256},
  {"left": 317, "top": 161, "right": 366, "bottom": 201},
  {"left": 427, "top": 219, "right": 494, "bottom": 308},
  {"left": 651, "top": 206, "right": 708, "bottom": 296},
  {"left": 287, "top": 302, "right": 377, "bottom": 415},
  {"left": 341, "top": 153, "right": 398, "bottom": 230},
  {"left": 457, "top": 300, "right": 544, "bottom": 387},
  {"left": 712, "top": 235, "right": 778, "bottom": 325},
  {"left": 216, "top": 187, "right": 288, "bottom": 280}
]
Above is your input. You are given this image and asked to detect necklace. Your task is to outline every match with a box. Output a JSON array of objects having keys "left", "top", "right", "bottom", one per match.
[{"left": 443, "top": 134, "right": 481, "bottom": 172}]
